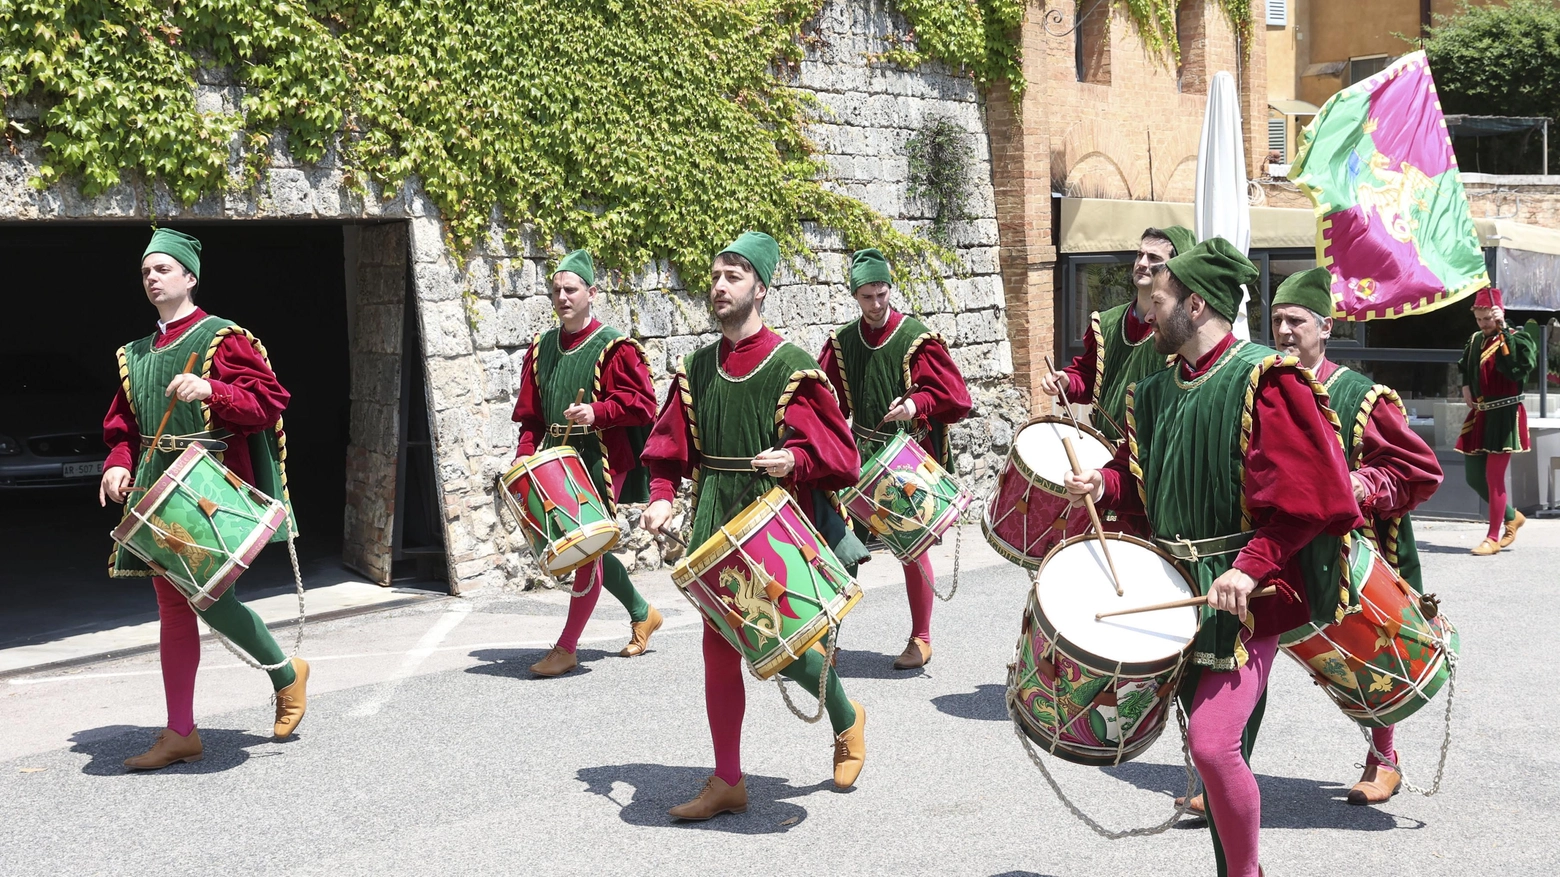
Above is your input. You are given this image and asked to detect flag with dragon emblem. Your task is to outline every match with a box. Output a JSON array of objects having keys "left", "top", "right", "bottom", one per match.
[{"left": 1289, "top": 51, "right": 1489, "bottom": 320}]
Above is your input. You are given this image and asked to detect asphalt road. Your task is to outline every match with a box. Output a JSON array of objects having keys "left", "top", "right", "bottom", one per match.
[{"left": 2, "top": 519, "right": 1556, "bottom": 876}]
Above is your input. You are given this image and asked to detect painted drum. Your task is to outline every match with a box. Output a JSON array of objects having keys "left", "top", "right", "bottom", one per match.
[
  {"left": 1280, "top": 537, "right": 1459, "bottom": 728},
  {"left": 672, "top": 487, "right": 863, "bottom": 679},
  {"left": 499, "top": 446, "right": 620, "bottom": 576},
  {"left": 1008, "top": 533, "right": 1199, "bottom": 766},
  {"left": 110, "top": 444, "right": 289, "bottom": 609},
  {"left": 983, "top": 416, "right": 1116, "bottom": 570},
  {"left": 839, "top": 431, "right": 972, "bottom": 564}
]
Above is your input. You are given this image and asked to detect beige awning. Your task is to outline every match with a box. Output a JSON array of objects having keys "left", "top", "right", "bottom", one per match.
[
  {"left": 1057, "top": 198, "right": 1316, "bottom": 254},
  {"left": 1270, "top": 99, "right": 1321, "bottom": 116},
  {"left": 1475, "top": 217, "right": 1560, "bottom": 256}
]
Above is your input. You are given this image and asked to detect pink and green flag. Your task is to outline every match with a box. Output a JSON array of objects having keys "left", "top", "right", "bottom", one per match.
[{"left": 1289, "top": 51, "right": 1489, "bottom": 320}]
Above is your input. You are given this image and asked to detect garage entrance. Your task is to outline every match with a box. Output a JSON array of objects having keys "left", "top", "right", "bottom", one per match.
[{"left": 0, "top": 222, "right": 444, "bottom": 655}]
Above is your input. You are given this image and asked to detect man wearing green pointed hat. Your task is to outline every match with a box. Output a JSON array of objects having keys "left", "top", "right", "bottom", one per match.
[
  {"left": 818, "top": 248, "right": 971, "bottom": 670},
  {"left": 100, "top": 227, "right": 311, "bottom": 769},
  {"left": 641, "top": 231, "right": 870, "bottom": 820},
  {"left": 510, "top": 249, "right": 664, "bottom": 677},
  {"left": 1042, "top": 226, "right": 1196, "bottom": 444},
  {"left": 1063, "top": 238, "right": 1363, "bottom": 876}
]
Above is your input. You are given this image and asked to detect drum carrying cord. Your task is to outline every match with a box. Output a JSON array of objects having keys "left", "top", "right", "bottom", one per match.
[
  {"left": 771, "top": 620, "right": 840, "bottom": 725},
  {"left": 1355, "top": 639, "right": 1458, "bottom": 797},
  {"left": 927, "top": 499, "right": 978, "bottom": 603},
  {"left": 202, "top": 519, "right": 306, "bottom": 672},
  {"left": 1005, "top": 686, "right": 1199, "bottom": 840}
]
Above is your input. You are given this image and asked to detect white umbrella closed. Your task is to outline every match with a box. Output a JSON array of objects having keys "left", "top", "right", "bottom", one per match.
[{"left": 1194, "top": 70, "right": 1253, "bottom": 340}]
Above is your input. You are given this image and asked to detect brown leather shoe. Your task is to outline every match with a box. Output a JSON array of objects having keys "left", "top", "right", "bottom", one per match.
[
  {"left": 1174, "top": 792, "right": 1206, "bottom": 816},
  {"left": 530, "top": 646, "right": 578, "bottom": 677},
  {"left": 892, "top": 637, "right": 932, "bottom": 670},
  {"left": 833, "top": 700, "right": 867, "bottom": 788},
  {"left": 124, "top": 727, "right": 203, "bottom": 770},
  {"left": 1471, "top": 538, "right": 1501, "bottom": 556},
  {"left": 1347, "top": 761, "right": 1402, "bottom": 805},
  {"left": 668, "top": 775, "right": 748, "bottom": 820},
  {"left": 273, "top": 657, "right": 309, "bottom": 738},
  {"left": 620, "top": 605, "right": 663, "bottom": 657},
  {"left": 1500, "top": 510, "right": 1526, "bottom": 548}
]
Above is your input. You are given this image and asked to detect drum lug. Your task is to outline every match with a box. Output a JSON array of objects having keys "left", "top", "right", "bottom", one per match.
[
  {"left": 223, "top": 470, "right": 245, "bottom": 490},
  {"left": 764, "top": 579, "right": 787, "bottom": 604},
  {"left": 1419, "top": 592, "right": 1441, "bottom": 619},
  {"left": 1015, "top": 497, "right": 1028, "bottom": 515},
  {"left": 1092, "top": 687, "right": 1118, "bottom": 707},
  {"left": 724, "top": 609, "right": 744, "bottom": 629},
  {"left": 799, "top": 544, "right": 818, "bottom": 563},
  {"left": 197, "top": 497, "right": 219, "bottom": 518}
]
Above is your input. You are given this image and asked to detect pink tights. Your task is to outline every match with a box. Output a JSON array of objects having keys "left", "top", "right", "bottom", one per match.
[
  {"left": 1188, "top": 633, "right": 1279, "bottom": 877},
  {"left": 1484, "top": 452, "right": 1511, "bottom": 542},
  {"left": 556, "top": 559, "right": 602, "bottom": 654},
  {"left": 1367, "top": 725, "right": 1397, "bottom": 768},
  {"left": 703, "top": 624, "right": 747, "bottom": 786},
  {"left": 153, "top": 576, "right": 200, "bottom": 737},
  {"left": 903, "top": 554, "right": 934, "bottom": 644}
]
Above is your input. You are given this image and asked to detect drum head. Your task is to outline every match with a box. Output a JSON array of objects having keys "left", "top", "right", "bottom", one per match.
[
  {"left": 1014, "top": 419, "right": 1114, "bottom": 485},
  {"left": 545, "top": 524, "right": 619, "bottom": 574},
  {"left": 1035, "top": 535, "right": 1198, "bottom": 665}
]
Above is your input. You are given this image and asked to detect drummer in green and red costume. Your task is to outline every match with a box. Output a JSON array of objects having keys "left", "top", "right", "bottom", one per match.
[
  {"left": 1456, "top": 287, "right": 1540, "bottom": 556},
  {"left": 641, "top": 231, "right": 870, "bottom": 820},
  {"left": 817, "top": 248, "right": 970, "bottom": 670},
  {"left": 511, "top": 249, "right": 663, "bottom": 676},
  {"left": 1174, "top": 267, "right": 1444, "bottom": 817},
  {"left": 1040, "top": 226, "right": 1195, "bottom": 443},
  {"left": 1065, "top": 239, "right": 1362, "bottom": 877},
  {"left": 100, "top": 228, "right": 310, "bottom": 770}
]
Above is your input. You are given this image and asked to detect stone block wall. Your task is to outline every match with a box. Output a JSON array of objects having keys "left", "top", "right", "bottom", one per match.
[{"left": 0, "top": 0, "right": 1026, "bottom": 595}]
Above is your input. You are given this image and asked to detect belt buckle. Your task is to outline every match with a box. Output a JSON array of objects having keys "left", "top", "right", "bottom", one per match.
[{"left": 156, "top": 435, "right": 181, "bottom": 453}]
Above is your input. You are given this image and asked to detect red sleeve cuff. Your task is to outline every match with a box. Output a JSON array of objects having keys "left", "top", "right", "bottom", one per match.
[
  {"left": 205, "top": 379, "right": 233, "bottom": 412},
  {"left": 1067, "top": 372, "right": 1088, "bottom": 401},
  {"left": 1232, "top": 550, "right": 1280, "bottom": 584},
  {"left": 105, "top": 444, "right": 134, "bottom": 472}
]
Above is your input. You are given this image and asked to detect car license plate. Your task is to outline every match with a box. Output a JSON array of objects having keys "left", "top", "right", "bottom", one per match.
[{"left": 63, "top": 460, "right": 104, "bottom": 479}]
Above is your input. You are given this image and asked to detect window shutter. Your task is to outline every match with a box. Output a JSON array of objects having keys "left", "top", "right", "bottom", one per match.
[
  {"left": 1266, "top": 0, "right": 1287, "bottom": 27},
  {"left": 1268, "top": 119, "right": 1287, "bottom": 161}
]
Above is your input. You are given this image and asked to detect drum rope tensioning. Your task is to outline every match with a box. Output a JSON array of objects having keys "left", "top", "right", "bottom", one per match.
[
  {"left": 209, "top": 518, "right": 306, "bottom": 672},
  {"left": 1353, "top": 623, "right": 1459, "bottom": 797}
]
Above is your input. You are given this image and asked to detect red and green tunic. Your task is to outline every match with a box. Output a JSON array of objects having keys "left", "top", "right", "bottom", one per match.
[
  {"left": 511, "top": 319, "right": 656, "bottom": 510},
  {"left": 819, "top": 309, "right": 971, "bottom": 466},
  {"left": 1456, "top": 325, "right": 1538, "bottom": 455},
  {"left": 1057, "top": 302, "right": 1167, "bottom": 443},
  {"left": 1100, "top": 336, "right": 1363, "bottom": 670},
  {"left": 1317, "top": 360, "right": 1442, "bottom": 592},
  {"left": 103, "top": 310, "right": 293, "bottom": 577}
]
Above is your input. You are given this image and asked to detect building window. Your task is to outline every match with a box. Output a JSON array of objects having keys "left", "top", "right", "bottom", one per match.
[
  {"left": 1268, "top": 117, "right": 1288, "bottom": 163},
  {"left": 1265, "top": 0, "right": 1288, "bottom": 27},
  {"left": 1176, "top": 0, "right": 1206, "bottom": 94},
  {"left": 1348, "top": 54, "right": 1390, "bottom": 86},
  {"left": 1075, "top": 0, "right": 1111, "bottom": 85}
]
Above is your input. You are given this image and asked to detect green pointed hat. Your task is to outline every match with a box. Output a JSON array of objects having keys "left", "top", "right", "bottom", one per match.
[
  {"left": 143, "top": 228, "right": 202, "bottom": 279},
  {"left": 849, "top": 248, "right": 893, "bottom": 291},
  {"left": 717, "top": 231, "right": 780, "bottom": 287},
  {"left": 1271, "top": 267, "right": 1336, "bottom": 318},
  {"left": 1165, "top": 237, "right": 1258, "bottom": 323},
  {"left": 553, "top": 249, "right": 595, "bottom": 286}
]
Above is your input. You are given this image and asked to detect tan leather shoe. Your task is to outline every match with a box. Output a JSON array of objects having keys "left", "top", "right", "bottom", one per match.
[
  {"left": 273, "top": 657, "right": 309, "bottom": 738},
  {"left": 1500, "top": 510, "right": 1526, "bottom": 548},
  {"left": 892, "top": 637, "right": 932, "bottom": 670},
  {"left": 833, "top": 700, "right": 867, "bottom": 788},
  {"left": 1174, "top": 792, "right": 1206, "bottom": 816},
  {"left": 1471, "top": 538, "right": 1501, "bottom": 556},
  {"left": 667, "top": 775, "right": 748, "bottom": 820},
  {"left": 124, "top": 727, "right": 202, "bottom": 770},
  {"left": 530, "top": 646, "right": 578, "bottom": 677},
  {"left": 620, "top": 605, "right": 663, "bottom": 657},
  {"left": 1347, "top": 761, "right": 1402, "bottom": 805}
]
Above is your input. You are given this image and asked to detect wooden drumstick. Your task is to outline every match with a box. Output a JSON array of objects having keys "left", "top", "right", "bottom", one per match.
[
  {"left": 143, "top": 351, "right": 201, "bottom": 466},
  {"left": 1062, "top": 435, "right": 1122, "bottom": 597},
  {"left": 560, "top": 388, "right": 586, "bottom": 446},
  {"left": 1095, "top": 585, "right": 1279, "bottom": 621},
  {"left": 721, "top": 425, "right": 795, "bottom": 523},
  {"left": 874, "top": 384, "right": 920, "bottom": 433},
  {"left": 1044, "top": 355, "right": 1088, "bottom": 438}
]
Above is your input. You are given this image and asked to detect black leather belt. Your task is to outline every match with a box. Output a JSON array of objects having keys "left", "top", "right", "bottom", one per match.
[
  {"left": 852, "top": 423, "right": 927, "bottom": 444},
  {"left": 546, "top": 423, "right": 601, "bottom": 438},
  {"left": 1472, "top": 396, "right": 1521, "bottom": 412},
  {"left": 702, "top": 455, "right": 756, "bottom": 473},
  {"left": 140, "top": 431, "right": 230, "bottom": 453},
  {"left": 1154, "top": 531, "right": 1254, "bottom": 562}
]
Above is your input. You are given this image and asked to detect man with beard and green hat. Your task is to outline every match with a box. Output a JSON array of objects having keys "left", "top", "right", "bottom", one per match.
[
  {"left": 818, "top": 247, "right": 971, "bottom": 670},
  {"left": 1063, "top": 238, "right": 1363, "bottom": 877},
  {"left": 1042, "top": 226, "right": 1196, "bottom": 444},
  {"left": 99, "top": 227, "right": 310, "bottom": 770},
  {"left": 641, "top": 231, "right": 870, "bottom": 820},
  {"left": 510, "top": 249, "right": 664, "bottom": 677}
]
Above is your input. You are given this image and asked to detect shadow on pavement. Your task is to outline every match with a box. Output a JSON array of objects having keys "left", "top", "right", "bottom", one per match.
[
  {"left": 931, "top": 684, "right": 1010, "bottom": 722},
  {"left": 70, "top": 725, "right": 280, "bottom": 776},
  {"left": 1101, "top": 760, "right": 1421, "bottom": 831},
  {"left": 1414, "top": 541, "right": 1475, "bottom": 555},
  {"left": 830, "top": 647, "right": 918, "bottom": 680},
  {"left": 463, "top": 648, "right": 618, "bottom": 679},
  {"left": 576, "top": 763, "right": 835, "bottom": 833}
]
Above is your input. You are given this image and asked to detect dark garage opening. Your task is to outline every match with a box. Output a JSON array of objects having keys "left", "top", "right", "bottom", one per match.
[{"left": 0, "top": 222, "right": 434, "bottom": 653}]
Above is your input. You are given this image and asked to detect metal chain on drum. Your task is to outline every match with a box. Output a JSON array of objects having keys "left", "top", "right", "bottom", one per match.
[
  {"left": 1354, "top": 634, "right": 1458, "bottom": 797},
  {"left": 204, "top": 520, "right": 306, "bottom": 672},
  {"left": 1006, "top": 685, "right": 1199, "bottom": 840},
  {"left": 928, "top": 500, "right": 973, "bottom": 604}
]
